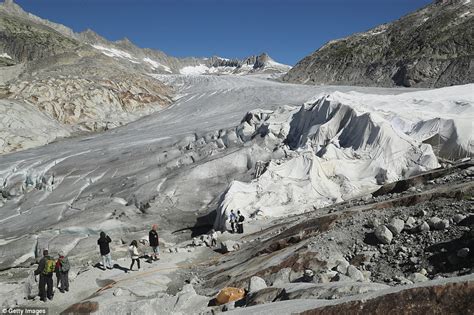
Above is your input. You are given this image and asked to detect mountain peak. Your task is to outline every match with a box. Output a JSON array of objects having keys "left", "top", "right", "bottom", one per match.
[
  {"left": 283, "top": 0, "right": 472, "bottom": 87},
  {"left": 1, "top": 0, "right": 25, "bottom": 14},
  {"left": 79, "top": 29, "right": 107, "bottom": 44},
  {"left": 115, "top": 37, "right": 137, "bottom": 50}
]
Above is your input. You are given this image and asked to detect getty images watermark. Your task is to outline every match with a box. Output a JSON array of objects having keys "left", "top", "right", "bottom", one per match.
[{"left": 1, "top": 307, "right": 48, "bottom": 315}]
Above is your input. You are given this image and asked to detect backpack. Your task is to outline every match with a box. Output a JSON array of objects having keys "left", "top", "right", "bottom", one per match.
[
  {"left": 43, "top": 257, "right": 56, "bottom": 275},
  {"left": 60, "top": 258, "right": 70, "bottom": 272},
  {"left": 239, "top": 215, "right": 245, "bottom": 223}
]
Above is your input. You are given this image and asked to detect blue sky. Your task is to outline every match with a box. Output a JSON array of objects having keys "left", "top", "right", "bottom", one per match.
[{"left": 14, "top": 0, "right": 432, "bottom": 65}]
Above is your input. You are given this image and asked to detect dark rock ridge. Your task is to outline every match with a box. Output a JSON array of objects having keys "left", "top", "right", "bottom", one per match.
[
  {"left": 283, "top": 0, "right": 473, "bottom": 87},
  {"left": 301, "top": 277, "right": 474, "bottom": 315},
  {"left": 0, "top": 3, "right": 80, "bottom": 63}
]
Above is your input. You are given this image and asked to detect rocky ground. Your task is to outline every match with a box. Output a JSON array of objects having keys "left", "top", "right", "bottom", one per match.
[{"left": 1, "top": 162, "right": 471, "bottom": 314}]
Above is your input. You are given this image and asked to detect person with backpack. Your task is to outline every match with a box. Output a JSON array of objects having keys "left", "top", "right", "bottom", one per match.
[
  {"left": 97, "top": 231, "right": 113, "bottom": 270},
  {"left": 129, "top": 240, "right": 141, "bottom": 271},
  {"left": 34, "top": 249, "right": 55, "bottom": 302},
  {"left": 148, "top": 224, "right": 160, "bottom": 261},
  {"left": 237, "top": 210, "right": 245, "bottom": 234},
  {"left": 55, "top": 251, "right": 70, "bottom": 293},
  {"left": 229, "top": 210, "right": 237, "bottom": 233}
]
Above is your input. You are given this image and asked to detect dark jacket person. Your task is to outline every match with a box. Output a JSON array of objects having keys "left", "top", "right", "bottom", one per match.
[
  {"left": 149, "top": 224, "right": 160, "bottom": 261},
  {"left": 97, "top": 232, "right": 113, "bottom": 270},
  {"left": 34, "top": 249, "right": 55, "bottom": 302}
]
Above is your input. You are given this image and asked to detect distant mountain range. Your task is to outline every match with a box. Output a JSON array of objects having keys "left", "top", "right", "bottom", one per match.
[
  {"left": 0, "top": 0, "right": 290, "bottom": 154},
  {"left": 0, "top": 0, "right": 472, "bottom": 154},
  {"left": 283, "top": 0, "right": 473, "bottom": 87},
  {"left": 0, "top": 0, "right": 290, "bottom": 76}
]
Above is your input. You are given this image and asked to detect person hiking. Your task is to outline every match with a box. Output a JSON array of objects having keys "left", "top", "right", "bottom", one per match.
[
  {"left": 34, "top": 249, "right": 55, "bottom": 302},
  {"left": 237, "top": 210, "right": 245, "bottom": 234},
  {"left": 210, "top": 229, "right": 218, "bottom": 247},
  {"left": 55, "top": 259, "right": 61, "bottom": 291},
  {"left": 129, "top": 240, "right": 141, "bottom": 271},
  {"left": 149, "top": 224, "right": 160, "bottom": 261},
  {"left": 97, "top": 231, "right": 113, "bottom": 270},
  {"left": 229, "top": 210, "right": 237, "bottom": 233},
  {"left": 55, "top": 251, "right": 70, "bottom": 293}
]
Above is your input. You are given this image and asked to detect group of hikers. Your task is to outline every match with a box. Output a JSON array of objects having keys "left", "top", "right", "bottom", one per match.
[
  {"left": 34, "top": 224, "right": 160, "bottom": 302},
  {"left": 34, "top": 213, "right": 248, "bottom": 302},
  {"left": 229, "top": 209, "right": 245, "bottom": 233},
  {"left": 34, "top": 249, "right": 70, "bottom": 302},
  {"left": 97, "top": 224, "right": 160, "bottom": 272}
]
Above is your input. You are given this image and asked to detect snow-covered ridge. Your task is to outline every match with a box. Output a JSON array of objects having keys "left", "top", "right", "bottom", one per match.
[
  {"left": 91, "top": 42, "right": 291, "bottom": 76},
  {"left": 92, "top": 44, "right": 139, "bottom": 63},
  {"left": 143, "top": 57, "right": 172, "bottom": 73},
  {"left": 179, "top": 55, "right": 291, "bottom": 76}
]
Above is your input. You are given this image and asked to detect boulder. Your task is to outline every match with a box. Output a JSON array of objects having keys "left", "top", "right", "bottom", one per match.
[
  {"left": 427, "top": 217, "right": 442, "bottom": 229},
  {"left": 417, "top": 221, "right": 430, "bottom": 233},
  {"left": 173, "top": 284, "right": 210, "bottom": 314},
  {"left": 248, "top": 276, "right": 267, "bottom": 293},
  {"left": 346, "top": 266, "right": 364, "bottom": 282},
  {"left": 387, "top": 218, "right": 405, "bottom": 236},
  {"left": 453, "top": 214, "right": 466, "bottom": 224},
  {"left": 192, "top": 237, "right": 203, "bottom": 247},
  {"left": 409, "top": 273, "right": 429, "bottom": 283},
  {"left": 334, "top": 259, "right": 350, "bottom": 274},
  {"left": 435, "top": 219, "right": 450, "bottom": 230},
  {"left": 216, "top": 287, "right": 245, "bottom": 306},
  {"left": 271, "top": 268, "right": 292, "bottom": 286},
  {"left": 405, "top": 217, "right": 416, "bottom": 228},
  {"left": 367, "top": 218, "right": 381, "bottom": 228},
  {"left": 374, "top": 225, "right": 393, "bottom": 244},
  {"left": 417, "top": 209, "right": 427, "bottom": 217},
  {"left": 221, "top": 240, "right": 240, "bottom": 253}
]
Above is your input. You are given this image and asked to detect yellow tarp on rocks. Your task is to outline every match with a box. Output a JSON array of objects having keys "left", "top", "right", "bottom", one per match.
[{"left": 216, "top": 287, "right": 245, "bottom": 305}]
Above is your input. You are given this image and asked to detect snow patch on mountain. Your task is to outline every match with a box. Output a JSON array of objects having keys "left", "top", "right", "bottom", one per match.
[
  {"left": 0, "top": 53, "right": 12, "bottom": 59},
  {"left": 265, "top": 59, "right": 292, "bottom": 71},
  {"left": 92, "top": 44, "right": 138, "bottom": 62},
  {"left": 143, "top": 57, "right": 172, "bottom": 73},
  {"left": 180, "top": 64, "right": 210, "bottom": 75}
]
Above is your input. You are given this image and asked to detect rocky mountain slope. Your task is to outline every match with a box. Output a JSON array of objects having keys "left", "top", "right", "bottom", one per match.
[
  {"left": 0, "top": 0, "right": 174, "bottom": 153},
  {"left": 283, "top": 0, "right": 473, "bottom": 87},
  {"left": 0, "top": 0, "right": 290, "bottom": 154}
]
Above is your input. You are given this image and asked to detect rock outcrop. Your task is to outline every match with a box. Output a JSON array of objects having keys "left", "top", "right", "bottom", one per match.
[
  {"left": 283, "top": 0, "right": 473, "bottom": 87},
  {"left": 301, "top": 277, "right": 474, "bottom": 315}
]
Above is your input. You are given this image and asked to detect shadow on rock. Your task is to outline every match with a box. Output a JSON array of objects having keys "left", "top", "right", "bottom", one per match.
[
  {"left": 172, "top": 209, "right": 217, "bottom": 238},
  {"left": 426, "top": 229, "right": 474, "bottom": 274},
  {"left": 363, "top": 232, "right": 380, "bottom": 246},
  {"left": 113, "top": 263, "right": 130, "bottom": 273}
]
